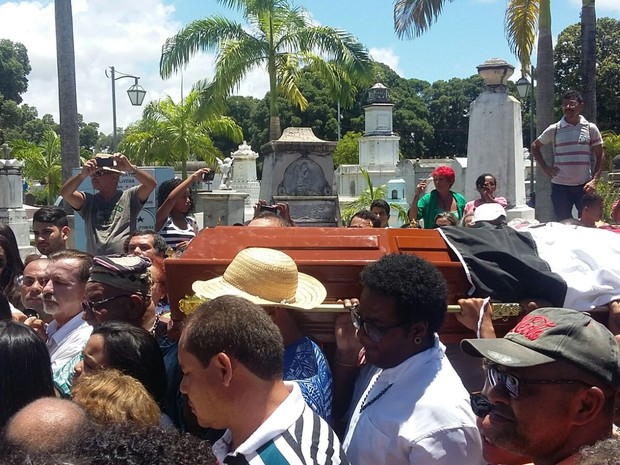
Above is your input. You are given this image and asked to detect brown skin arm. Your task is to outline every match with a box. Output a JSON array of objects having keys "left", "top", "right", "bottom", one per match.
[
  {"left": 60, "top": 158, "right": 98, "bottom": 210},
  {"left": 531, "top": 139, "right": 559, "bottom": 178},
  {"left": 583, "top": 144, "right": 604, "bottom": 194}
]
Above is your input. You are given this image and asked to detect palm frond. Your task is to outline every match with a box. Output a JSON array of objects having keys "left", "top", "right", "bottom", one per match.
[
  {"left": 505, "top": 0, "right": 539, "bottom": 72},
  {"left": 393, "top": 0, "right": 455, "bottom": 40}
]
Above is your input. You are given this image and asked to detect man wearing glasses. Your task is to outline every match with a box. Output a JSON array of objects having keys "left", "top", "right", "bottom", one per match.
[
  {"left": 333, "top": 253, "right": 482, "bottom": 465},
  {"left": 462, "top": 307, "right": 620, "bottom": 465},
  {"left": 60, "top": 153, "right": 156, "bottom": 255},
  {"left": 530, "top": 90, "right": 603, "bottom": 221}
]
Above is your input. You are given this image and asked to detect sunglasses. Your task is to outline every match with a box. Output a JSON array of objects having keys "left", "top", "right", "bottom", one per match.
[
  {"left": 470, "top": 391, "right": 493, "bottom": 418},
  {"left": 82, "top": 294, "right": 132, "bottom": 313},
  {"left": 349, "top": 304, "right": 413, "bottom": 343},
  {"left": 486, "top": 364, "right": 589, "bottom": 400},
  {"left": 91, "top": 170, "right": 113, "bottom": 179}
]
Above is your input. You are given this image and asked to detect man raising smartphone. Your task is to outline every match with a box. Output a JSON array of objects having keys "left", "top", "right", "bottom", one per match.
[{"left": 60, "top": 153, "right": 156, "bottom": 255}]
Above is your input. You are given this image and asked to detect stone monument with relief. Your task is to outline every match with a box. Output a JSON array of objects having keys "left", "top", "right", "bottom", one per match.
[{"left": 260, "top": 127, "right": 339, "bottom": 227}]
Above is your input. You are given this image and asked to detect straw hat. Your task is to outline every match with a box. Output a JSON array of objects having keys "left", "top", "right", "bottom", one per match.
[{"left": 192, "top": 247, "right": 327, "bottom": 309}]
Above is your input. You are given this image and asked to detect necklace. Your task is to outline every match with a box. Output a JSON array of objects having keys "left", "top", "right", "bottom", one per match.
[
  {"left": 360, "top": 372, "right": 394, "bottom": 412},
  {"left": 150, "top": 312, "right": 160, "bottom": 337}
]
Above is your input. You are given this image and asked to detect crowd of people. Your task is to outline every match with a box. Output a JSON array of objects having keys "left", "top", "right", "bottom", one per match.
[{"left": 0, "top": 88, "right": 619, "bottom": 464}]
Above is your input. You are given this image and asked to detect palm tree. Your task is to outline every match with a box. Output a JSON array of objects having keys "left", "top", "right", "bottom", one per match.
[
  {"left": 120, "top": 90, "right": 243, "bottom": 178},
  {"left": 10, "top": 129, "right": 63, "bottom": 204},
  {"left": 394, "top": 0, "right": 556, "bottom": 221},
  {"left": 159, "top": 0, "right": 373, "bottom": 141}
]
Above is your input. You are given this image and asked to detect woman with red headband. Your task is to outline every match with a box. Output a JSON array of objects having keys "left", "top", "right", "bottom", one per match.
[{"left": 408, "top": 166, "right": 466, "bottom": 229}]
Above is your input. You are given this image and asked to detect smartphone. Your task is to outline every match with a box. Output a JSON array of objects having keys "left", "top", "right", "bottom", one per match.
[
  {"left": 23, "top": 308, "right": 39, "bottom": 319},
  {"left": 96, "top": 157, "right": 115, "bottom": 168},
  {"left": 202, "top": 170, "right": 215, "bottom": 182},
  {"left": 259, "top": 205, "right": 279, "bottom": 214}
]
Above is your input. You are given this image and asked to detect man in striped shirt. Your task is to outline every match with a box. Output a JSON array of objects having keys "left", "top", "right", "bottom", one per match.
[
  {"left": 179, "top": 295, "right": 349, "bottom": 465},
  {"left": 531, "top": 89, "right": 603, "bottom": 221}
]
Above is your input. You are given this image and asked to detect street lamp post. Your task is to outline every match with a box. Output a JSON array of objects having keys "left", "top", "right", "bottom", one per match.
[
  {"left": 105, "top": 66, "right": 147, "bottom": 151},
  {"left": 516, "top": 66, "right": 536, "bottom": 198}
]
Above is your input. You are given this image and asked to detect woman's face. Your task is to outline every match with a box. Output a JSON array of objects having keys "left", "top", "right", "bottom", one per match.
[
  {"left": 477, "top": 176, "right": 497, "bottom": 196},
  {"left": 174, "top": 188, "right": 191, "bottom": 214},
  {"left": 432, "top": 175, "right": 452, "bottom": 192},
  {"left": 73, "top": 334, "right": 108, "bottom": 379}
]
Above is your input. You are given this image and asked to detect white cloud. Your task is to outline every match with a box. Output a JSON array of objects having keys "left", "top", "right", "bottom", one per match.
[
  {"left": 369, "top": 47, "right": 403, "bottom": 76},
  {"left": 0, "top": 0, "right": 269, "bottom": 135}
]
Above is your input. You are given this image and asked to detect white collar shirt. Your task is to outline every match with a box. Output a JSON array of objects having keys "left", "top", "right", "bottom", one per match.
[
  {"left": 46, "top": 311, "right": 92, "bottom": 372},
  {"left": 343, "top": 335, "right": 483, "bottom": 465}
]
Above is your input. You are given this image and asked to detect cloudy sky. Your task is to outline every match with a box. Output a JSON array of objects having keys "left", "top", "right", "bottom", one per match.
[{"left": 1, "top": 0, "right": 619, "bottom": 135}]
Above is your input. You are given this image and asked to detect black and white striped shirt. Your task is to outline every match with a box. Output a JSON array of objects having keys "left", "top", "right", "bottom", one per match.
[{"left": 213, "top": 382, "right": 349, "bottom": 465}]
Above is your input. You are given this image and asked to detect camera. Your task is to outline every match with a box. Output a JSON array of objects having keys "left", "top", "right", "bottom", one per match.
[
  {"left": 202, "top": 170, "right": 215, "bottom": 182},
  {"left": 95, "top": 157, "right": 115, "bottom": 168},
  {"left": 259, "top": 205, "right": 279, "bottom": 214}
]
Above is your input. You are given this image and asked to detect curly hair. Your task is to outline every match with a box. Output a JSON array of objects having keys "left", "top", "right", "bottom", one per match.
[
  {"left": 157, "top": 178, "right": 194, "bottom": 214},
  {"left": 431, "top": 166, "right": 456, "bottom": 186},
  {"left": 72, "top": 369, "right": 160, "bottom": 427},
  {"left": 360, "top": 254, "right": 448, "bottom": 334}
]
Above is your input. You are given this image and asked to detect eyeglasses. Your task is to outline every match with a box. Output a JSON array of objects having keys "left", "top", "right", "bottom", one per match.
[
  {"left": 470, "top": 391, "right": 493, "bottom": 418},
  {"left": 90, "top": 170, "right": 109, "bottom": 178},
  {"left": 349, "top": 304, "right": 413, "bottom": 343},
  {"left": 82, "top": 294, "right": 131, "bottom": 313},
  {"left": 562, "top": 100, "right": 580, "bottom": 109},
  {"left": 486, "top": 364, "right": 589, "bottom": 400}
]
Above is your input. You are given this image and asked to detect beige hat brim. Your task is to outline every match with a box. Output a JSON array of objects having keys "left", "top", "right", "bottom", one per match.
[
  {"left": 102, "top": 166, "right": 124, "bottom": 175},
  {"left": 192, "top": 272, "right": 327, "bottom": 310}
]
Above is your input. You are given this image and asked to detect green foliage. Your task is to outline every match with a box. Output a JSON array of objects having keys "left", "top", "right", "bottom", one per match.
[
  {"left": 596, "top": 178, "right": 620, "bottom": 223},
  {"left": 120, "top": 90, "right": 243, "bottom": 178},
  {"left": 160, "top": 0, "right": 374, "bottom": 140},
  {"left": 603, "top": 131, "right": 620, "bottom": 171},
  {"left": 0, "top": 39, "right": 31, "bottom": 104},
  {"left": 9, "top": 129, "right": 62, "bottom": 204},
  {"left": 333, "top": 131, "right": 362, "bottom": 168},
  {"left": 555, "top": 17, "right": 620, "bottom": 132},
  {"left": 340, "top": 168, "right": 409, "bottom": 225}
]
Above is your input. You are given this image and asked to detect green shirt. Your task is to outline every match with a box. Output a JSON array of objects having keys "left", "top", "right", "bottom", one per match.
[{"left": 417, "top": 190, "right": 466, "bottom": 229}]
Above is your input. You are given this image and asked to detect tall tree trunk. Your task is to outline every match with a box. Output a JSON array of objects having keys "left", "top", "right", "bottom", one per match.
[
  {"left": 581, "top": 0, "right": 597, "bottom": 122},
  {"left": 55, "top": 0, "right": 80, "bottom": 209},
  {"left": 534, "top": 0, "right": 556, "bottom": 222}
]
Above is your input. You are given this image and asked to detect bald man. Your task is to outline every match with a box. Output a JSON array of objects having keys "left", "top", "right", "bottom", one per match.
[{"left": 4, "top": 397, "right": 93, "bottom": 453}]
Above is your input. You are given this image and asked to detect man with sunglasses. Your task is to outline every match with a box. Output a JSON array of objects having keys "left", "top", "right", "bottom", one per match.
[
  {"left": 530, "top": 90, "right": 603, "bottom": 221},
  {"left": 60, "top": 153, "right": 156, "bottom": 256},
  {"left": 462, "top": 307, "right": 620, "bottom": 465},
  {"left": 334, "top": 253, "right": 482, "bottom": 465}
]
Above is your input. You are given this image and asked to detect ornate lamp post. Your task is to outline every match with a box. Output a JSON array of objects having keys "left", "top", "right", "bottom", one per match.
[
  {"left": 105, "top": 66, "right": 147, "bottom": 151},
  {"left": 515, "top": 66, "right": 536, "bottom": 198}
]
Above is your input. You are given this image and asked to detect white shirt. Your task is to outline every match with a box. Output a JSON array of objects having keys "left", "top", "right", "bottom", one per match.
[
  {"left": 46, "top": 311, "right": 92, "bottom": 372},
  {"left": 343, "top": 336, "right": 483, "bottom": 465}
]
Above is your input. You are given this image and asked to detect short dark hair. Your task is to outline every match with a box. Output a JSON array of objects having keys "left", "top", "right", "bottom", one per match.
[
  {"left": 33, "top": 206, "right": 68, "bottom": 228},
  {"left": 0, "top": 321, "right": 55, "bottom": 427},
  {"left": 360, "top": 254, "right": 448, "bottom": 333},
  {"left": 182, "top": 295, "right": 284, "bottom": 380},
  {"left": 581, "top": 192, "right": 604, "bottom": 208},
  {"left": 351, "top": 209, "right": 381, "bottom": 228},
  {"left": 563, "top": 89, "right": 583, "bottom": 103},
  {"left": 48, "top": 249, "right": 93, "bottom": 282},
  {"left": 91, "top": 322, "right": 167, "bottom": 409},
  {"left": 123, "top": 230, "right": 167, "bottom": 256},
  {"left": 370, "top": 199, "right": 390, "bottom": 216},
  {"left": 475, "top": 173, "right": 497, "bottom": 188}
]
